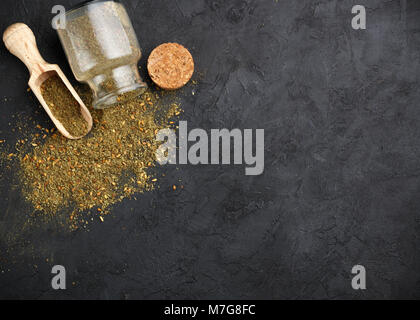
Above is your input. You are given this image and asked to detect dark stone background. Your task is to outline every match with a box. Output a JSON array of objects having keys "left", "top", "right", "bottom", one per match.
[{"left": 0, "top": 0, "right": 420, "bottom": 299}]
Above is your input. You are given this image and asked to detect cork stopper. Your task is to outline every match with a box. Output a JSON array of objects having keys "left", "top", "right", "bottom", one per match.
[{"left": 147, "top": 43, "right": 194, "bottom": 90}]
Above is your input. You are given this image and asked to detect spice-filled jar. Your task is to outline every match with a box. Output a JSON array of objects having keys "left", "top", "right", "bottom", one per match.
[{"left": 57, "top": 0, "right": 147, "bottom": 109}]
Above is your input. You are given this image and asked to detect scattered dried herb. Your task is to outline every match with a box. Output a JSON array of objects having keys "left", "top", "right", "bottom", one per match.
[
  {"left": 19, "top": 85, "right": 181, "bottom": 228},
  {"left": 40, "top": 75, "right": 88, "bottom": 137}
]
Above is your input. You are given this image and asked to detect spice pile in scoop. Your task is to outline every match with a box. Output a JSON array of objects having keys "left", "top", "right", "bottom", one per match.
[{"left": 41, "top": 74, "right": 89, "bottom": 138}]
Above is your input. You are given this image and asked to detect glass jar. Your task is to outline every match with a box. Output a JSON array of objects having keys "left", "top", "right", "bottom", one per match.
[{"left": 57, "top": 0, "right": 147, "bottom": 109}]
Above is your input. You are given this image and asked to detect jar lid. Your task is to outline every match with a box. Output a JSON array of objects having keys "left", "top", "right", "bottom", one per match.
[{"left": 67, "top": 0, "right": 120, "bottom": 15}]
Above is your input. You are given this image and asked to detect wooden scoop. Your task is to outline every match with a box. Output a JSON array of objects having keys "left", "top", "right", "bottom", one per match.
[{"left": 3, "top": 23, "right": 92, "bottom": 139}]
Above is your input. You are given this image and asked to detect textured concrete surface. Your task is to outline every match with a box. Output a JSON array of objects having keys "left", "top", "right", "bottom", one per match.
[{"left": 1, "top": 0, "right": 420, "bottom": 299}]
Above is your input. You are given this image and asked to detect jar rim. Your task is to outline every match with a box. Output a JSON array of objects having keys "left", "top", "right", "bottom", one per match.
[{"left": 67, "top": 0, "right": 120, "bottom": 15}]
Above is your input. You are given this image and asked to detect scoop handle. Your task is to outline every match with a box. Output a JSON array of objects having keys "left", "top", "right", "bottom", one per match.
[{"left": 3, "top": 23, "right": 47, "bottom": 77}]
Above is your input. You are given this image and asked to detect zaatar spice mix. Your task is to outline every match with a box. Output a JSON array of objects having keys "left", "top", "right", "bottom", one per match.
[
  {"left": 17, "top": 85, "right": 181, "bottom": 226},
  {"left": 40, "top": 75, "right": 89, "bottom": 138}
]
